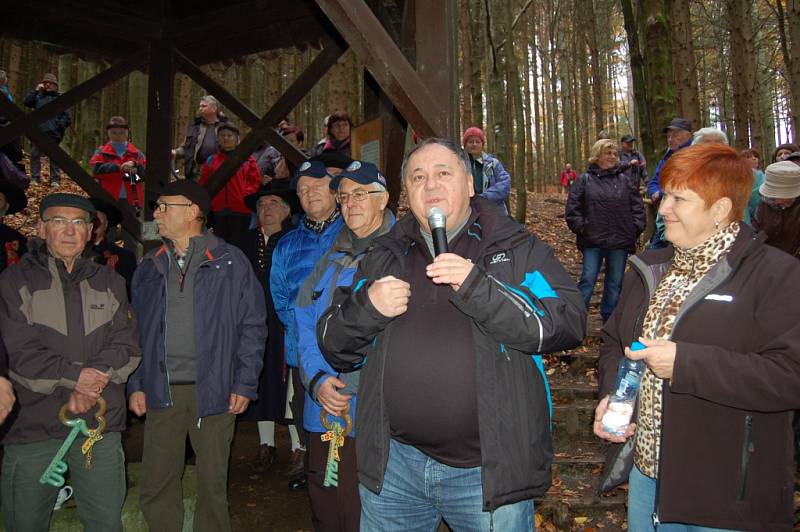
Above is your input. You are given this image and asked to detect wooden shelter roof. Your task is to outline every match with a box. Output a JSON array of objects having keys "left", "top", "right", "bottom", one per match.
[{"left": 3, "top": 0, "right": 403, "bottom": 64}]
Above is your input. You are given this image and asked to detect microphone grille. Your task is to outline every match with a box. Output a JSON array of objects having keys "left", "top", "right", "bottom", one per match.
[{"left": 428, "top": 207, "right": 446, "bottom": 229}]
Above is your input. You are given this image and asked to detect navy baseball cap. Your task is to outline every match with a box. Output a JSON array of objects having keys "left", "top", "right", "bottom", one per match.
[
  {"left": 620, "top": 134, "right": 636, "bottom": 143},
  {"left": 663, "top": 117, "right": 692, "bottom": 133},
  {"left": 291, "top": 160, "right": 330, "bottom": 188},
  {"left": 330, "top": 160, "right": 387, "bottom": 190}
]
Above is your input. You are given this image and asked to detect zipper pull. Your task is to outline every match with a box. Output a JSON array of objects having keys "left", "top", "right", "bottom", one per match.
[{"left": 652, "top": 512, "right": 660, "bottom": 527}]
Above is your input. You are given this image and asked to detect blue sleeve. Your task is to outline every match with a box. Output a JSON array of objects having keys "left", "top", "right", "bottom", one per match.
[
  {"left": 481, "top": 157, "right": 511, "bottom": 203},
  {"left": 295, "top": 296, "right": 335, "bottom": 402},
  {"left": 647, "top": 159, "right": 664, "bottom": 199},
  {"left": 269, "top": 239, "right": 297, "bottom": 365}
]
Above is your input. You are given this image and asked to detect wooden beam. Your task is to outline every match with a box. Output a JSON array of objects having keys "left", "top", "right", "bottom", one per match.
[
  {"left": 0, "top": 50, "right": 147, "bottom": 147},
  {"left": 314, "top": 0, "right": 444, "bottom": 138},
  {"left": 143, "top": 41, "right": 176, "bottom": 222},
  {"left": 0, "top": 97, "right": 141, "bottom": 241},
  {"left": 174, "top": 36, "right": 348, "bottom": 199},
  {"left": 415, "top": 1, "right": 458, "bottom": 138}
]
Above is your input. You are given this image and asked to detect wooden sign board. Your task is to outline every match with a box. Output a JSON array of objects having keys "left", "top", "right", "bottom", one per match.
[{"left": 351, "top": 117, "right": 384, "bottom": 171}]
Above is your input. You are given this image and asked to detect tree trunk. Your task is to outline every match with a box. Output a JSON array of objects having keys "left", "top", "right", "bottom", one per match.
[
  {"left": 484, "top": 0, "right": 507, "bottom": 163},
  {"left": 579, "top": 0, "right": 604, "bottom": 135},
  {"left": 504, "top": 0, "right": 526, "bottom": 221},
  {"left": 726, "top": 0, "right": 758, "bottom": 149},
  {"left": 668, "top": 0, "right": 701, "bottom": 128},
  {"left": 620, "top": 0, "right": 654, "bottom": 172},
  {"left": 469, "top": 0, "right": 485, "bottom": 128}
]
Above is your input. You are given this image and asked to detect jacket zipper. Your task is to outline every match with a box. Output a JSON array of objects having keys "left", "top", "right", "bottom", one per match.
[{"left": 738, "top": 415, "right": 753, "bottom": 501}]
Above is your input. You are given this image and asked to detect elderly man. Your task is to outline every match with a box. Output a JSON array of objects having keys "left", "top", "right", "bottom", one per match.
[
  {"left": 618, "top": 134, "right": 647, "bottom": 188},
  {"left": 295, "top": 161, "right": 394, "bottom": 530},
  {"left": 0, "top": 177, "right": 27, "bottom": 273},
  {"left": 128, "top": 180, "right": 266, "bottom": 532},
  {"left": 237, "top": 182, "right": 299, "bottom": 472},
  {"left": 319, "top": 138, "right": 586, "bottom": 530},
  {"left": 270, "top": 154, "right": 349, "bottom": 490},
  {"left": 172, "top": 95, "right": 229, "bottom": 180},
  {"left": 0, "top": 193, "right": 140, "bottom": 531},
  {"left": 24, "top": 74, "right": 71, "bottom": 187},
  {"left": 646, "top": 117, "right": 693, "bottom": 248}
]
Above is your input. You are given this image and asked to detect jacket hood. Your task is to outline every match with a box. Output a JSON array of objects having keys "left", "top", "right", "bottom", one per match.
[
  {"left": 332, "top": 209, "right": 396, "bottom": 255},
  {"left": 586, "top": 164, "right": 625, "bottom": 178}
]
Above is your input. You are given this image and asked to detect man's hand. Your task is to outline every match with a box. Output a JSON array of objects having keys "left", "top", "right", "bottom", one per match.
[
  {"left": 317, "top": 376, "right": 352, "bottom": 417},
  {"left": 0, "top": 377, "right": 15, "bottom": 424},
  {"left": 128, "top": 391, "right": 147, "bottom": 416},
  {"left": 75, "top": 368, "right": 110, "bottom": 399},
  {"left": 120, "top": 161, "right": 136, "bottom": 172},
  {"left": 36, "top": 83, "right": 44, "bottom": 92},
  {"left": 367, "top": 276, "right": 411, "bottom": 317},
  {"left": 593, "top": 394, "right": 636, "bottom": 443},
  {"left": 629, "top": 158, "right": 640, "bottom": 166},
  {"left": 228, "top": 393, "right": 251, "bottom": 415},
  {"left": 426, "top": 253, "right": 475, "bottom": 291},
  {"left": 626, "top": 338, "right": 676, "bottom": 380},
  {"left": 68, "top": 390, "right": 97, "bottom": 415}
]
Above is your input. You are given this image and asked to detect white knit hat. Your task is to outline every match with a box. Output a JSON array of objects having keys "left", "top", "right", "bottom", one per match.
[{"left": 761, "top": 161, "right": 800, "bottom": 199}]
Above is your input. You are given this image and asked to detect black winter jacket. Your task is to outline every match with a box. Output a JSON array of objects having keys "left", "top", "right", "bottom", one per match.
[
  {"left": 599, "top": 226, "right": 800, "bottom": 531},
  {"left": 565, "top": 164, "right": 645, "bottom": 252},
  {"left": 23, "top": 90, "right": 71, "bottom": 140},
  {"left": 318, "top": 198, "right": 586, "bottom": 511}
]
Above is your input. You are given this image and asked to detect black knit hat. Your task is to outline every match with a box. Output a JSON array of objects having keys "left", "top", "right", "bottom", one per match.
[{"left": 39, "top": 193, "right": 95, "bottom": 218}]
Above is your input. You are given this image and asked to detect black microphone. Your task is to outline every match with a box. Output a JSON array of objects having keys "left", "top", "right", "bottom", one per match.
[{"left": 428, "top": 207, "right": 448, "bottom": 256}]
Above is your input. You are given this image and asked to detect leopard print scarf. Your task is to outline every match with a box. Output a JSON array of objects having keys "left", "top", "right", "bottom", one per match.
[{"left": 634, "top": 221, "right": 740, "bottom": 478}]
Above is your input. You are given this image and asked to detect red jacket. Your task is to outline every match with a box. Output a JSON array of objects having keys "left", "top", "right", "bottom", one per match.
[
  {"left": 199, "top": 151, "right": 261, "bottom": 215},
  {"left": 89, "top": 142, "right": 146, "bottom": 207},
  {"left": 559, "top": 170, "right": 577, "bottom": 188}
]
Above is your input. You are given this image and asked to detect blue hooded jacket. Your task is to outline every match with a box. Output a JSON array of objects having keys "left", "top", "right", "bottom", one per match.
[{"left": 270, "top": 212, "right": 345, "bottom": 367}]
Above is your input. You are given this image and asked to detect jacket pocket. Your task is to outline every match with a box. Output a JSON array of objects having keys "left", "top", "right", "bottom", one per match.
[{"left": 737, "top": 415, "right": 754, "bottom": 501}]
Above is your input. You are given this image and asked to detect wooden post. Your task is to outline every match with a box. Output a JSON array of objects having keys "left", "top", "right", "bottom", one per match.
[
  {"left": 143, "top": 41, "right": 175, "bottom": 222},
  {"left": 414, "top": 0, "right": 458, "bottom": 139}
]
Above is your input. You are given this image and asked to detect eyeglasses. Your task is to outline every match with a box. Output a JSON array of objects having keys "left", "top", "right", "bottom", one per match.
[
  {"left": 335, "top": 190, "right": 384, "bottom": 204},
  {"left": 43, "top": 217, "right": 90, "bottom": 229},
  {"left": 154, "top": 202, "right": 193, "bottom": 213}
]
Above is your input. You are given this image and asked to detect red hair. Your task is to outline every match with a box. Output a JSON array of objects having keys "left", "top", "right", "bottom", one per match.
[{"left": 661, "top": 143, "right": 753, "bottom": 221}]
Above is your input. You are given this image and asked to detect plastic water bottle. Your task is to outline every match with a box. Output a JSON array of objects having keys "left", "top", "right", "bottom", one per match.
[{"left": 601, "top": 342, "right": 647, "bottom": 436}]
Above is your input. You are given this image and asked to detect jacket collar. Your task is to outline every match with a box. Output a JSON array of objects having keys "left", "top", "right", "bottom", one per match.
[
  {"left": 100, "top": 141, "right": 139, "bottom": 157},
  {"left": 27, "top": 237, "right": 101, "bottom": 278}
]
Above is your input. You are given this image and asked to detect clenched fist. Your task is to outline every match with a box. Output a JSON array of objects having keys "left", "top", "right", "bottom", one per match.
[{"left": 368, "top": 275, "right": 411, "bottom": 317}]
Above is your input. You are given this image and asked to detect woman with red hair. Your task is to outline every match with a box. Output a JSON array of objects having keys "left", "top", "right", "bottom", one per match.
[{"left": 594, "top": 143, "right": 800, "bottom": 531}]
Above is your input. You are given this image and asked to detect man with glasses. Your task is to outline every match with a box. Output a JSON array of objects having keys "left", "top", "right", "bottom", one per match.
[
  {"left": 128, "top": 180, "right": 266, "bottom": 532},
  {"left": 270, "top": 154, "right": 349, "bottom": 490},
  {"left": 0, "top": 193, "right": 141, "bottom": 531},
  {"left": 294, "top": 160, "right": 394, "bottom": 530}
]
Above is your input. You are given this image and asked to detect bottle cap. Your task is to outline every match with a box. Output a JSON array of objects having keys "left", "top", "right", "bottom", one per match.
[{"left": 630, "top": 341, "right": 646, "bottom": 351}]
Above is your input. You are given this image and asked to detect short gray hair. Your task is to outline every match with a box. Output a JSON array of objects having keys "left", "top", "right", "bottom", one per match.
[
  {"left": 200, "top": 95, "right": 220, "bottom": 109},
  {"left": 400, "top": 137, "right": 471, "bottom": 182},
  {"left": 692, "top": 127, "right": 728, "bottom": 146}
]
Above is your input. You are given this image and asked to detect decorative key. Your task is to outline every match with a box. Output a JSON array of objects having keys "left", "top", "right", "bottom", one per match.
[
  {"left": 320, "top": 406, "right": 353, "bottom": 488},
  {"left": 39, "top": 397, "right": 107, "bottom": 487}
]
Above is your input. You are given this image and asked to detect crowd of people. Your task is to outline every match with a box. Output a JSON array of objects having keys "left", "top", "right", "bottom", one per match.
[{"left": 0, "top": 72, "right": 800, "bottom": 532}]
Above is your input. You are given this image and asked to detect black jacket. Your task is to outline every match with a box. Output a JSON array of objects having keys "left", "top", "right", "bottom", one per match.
[
  {"left": 318, "top": 198, "right": 586, "bottom": 510},
  {"left": 565, "top": 164, "right": 646, "bottom": 252},
  {"left": 599, "top": 226, "right": 800, "bottom": 531},
  {"left": 23, "top": 90, "right": 71, "bottom": 140}
]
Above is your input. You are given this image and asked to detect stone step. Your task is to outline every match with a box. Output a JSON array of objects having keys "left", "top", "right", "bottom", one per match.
[
  {"left": 535, "top": 472, "right": 627, "bottom": 530},
  {"left": 552, "top": 398, "right": 598, "bottom": 441}
]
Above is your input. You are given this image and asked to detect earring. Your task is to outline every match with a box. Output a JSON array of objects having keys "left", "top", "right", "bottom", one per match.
[{"left": 714, "top": 219, "right": 720, "bottom": 230}]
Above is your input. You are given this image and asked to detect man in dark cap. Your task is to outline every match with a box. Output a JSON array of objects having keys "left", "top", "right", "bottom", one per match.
[
  {"left": 0, "top": 192, "right": 140, "bottom": 531},
  {"left": 270, "top": 154, "right": 349, "bottom": 490},
  {"left": 24, "top": 74, "right": 71, "bottom": 187},
  {"left": 236, "top": 182, "right": 299, "bottom": 472},
  {"left": 89, "top": 198, "right": 137, "bottom": 295},
  {"left": 0, "top": 178, "right": 27, "bottom": 273},
  {"left": 646, "top": 117, "right": 693, "bottom": 248},
  {"left": 619, "top": 134, "right": 648, "bottom": 189},
  {"left": 128, "top": 180, "right": 266, "bottom": 532}
]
